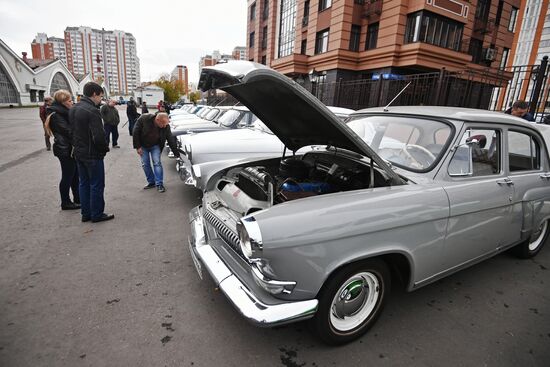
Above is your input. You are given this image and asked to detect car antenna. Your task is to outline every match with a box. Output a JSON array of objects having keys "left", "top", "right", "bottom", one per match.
[{"left": 383, "top": 82, "right": 411, "bottom": 112}]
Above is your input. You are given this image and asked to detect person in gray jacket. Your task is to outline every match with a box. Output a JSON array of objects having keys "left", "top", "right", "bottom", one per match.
[{"left": 100, "top": 99, "right": 120, "bottom": 148}]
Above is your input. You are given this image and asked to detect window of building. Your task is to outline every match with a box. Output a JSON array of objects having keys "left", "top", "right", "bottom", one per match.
[
  {"left": 500, "top": 47, "right": 509, "bottom": 69},
  {"left": 495, "top": 1, "right": 504, "bottom": 26},
  {"left": 301, "top": 39, "right": 307, "bottom": 54},
  {"left": 315, "top": 28, "right": 330, "bottom": 54},
  {"left": 349, "top": 25, "right": 361, "bottom": 51},
  {"left": 318, "top": 0, "right": 331, "bottom": 12},
  {"left": 250, "top": 31, "right": 255, "bottom": 48},
  {"left": 365, "top": 22, "right": 379, "bottom": 50},
  {"left": 404, "top": 11, "right": 464, "bottom": 52},
  {"left": 509, "top": 7, "right": 519, "bottom": 32},
  {"left": 468, "top": 38, "right": 484, "bottom": 64},
  {"left": 475, "top": 0, "right": 490, "bottom": 21},
  {"left": 508, "top": 131, "right": 540, "bottom": 171},
  {"left": 250, "top": 2, "right": 256, "bottom": 20},
  {"left": 263, "top": 0, "right": 269, "bottom": 19},
  {"left": 262, "top": 26, "right": 268, "bottom": 49},
  {"left": 261, "top": 55, "right": 267, "bottom": 65},
  {"left": 303, "top": 0, "right": 310, "bottom": 25},
  {"left": 278, "top": 0, "right": 297, "bottom": 58}
]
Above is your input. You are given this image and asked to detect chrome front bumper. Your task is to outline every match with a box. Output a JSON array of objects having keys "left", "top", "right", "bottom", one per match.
[{"left": 188, "top": 206, "right": 318, "bottom": 327}]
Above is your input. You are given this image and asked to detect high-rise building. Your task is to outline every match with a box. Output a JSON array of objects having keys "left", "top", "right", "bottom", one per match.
[
  {"left": 247, "top": 0, "right": 521, "bottom": 83},
  {"left": 501, "top": 0, "right": 550, "bottom": 108},
  {"left": 199, "top": 49, "right": 240, "bottom": 75},
  {"left": 171, "top": 65, "right": 189, "bottom": 95},
  {"left": 61, "top": 26, "right": 140, "bottom": 95},
  {"left": 31, "top": 33, "right": 67, "bottom": 65},
  {"left": 232, "top": 46, "right": 247, "bottom": 60}
]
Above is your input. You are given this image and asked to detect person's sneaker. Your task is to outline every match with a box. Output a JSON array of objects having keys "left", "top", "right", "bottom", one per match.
[
  {"left": 112, "top": 145, "right": 120, "bottom": 149},
  {"left": 157, "top": 185, "right": 166, "bottom": 193},
  {"left": 143, "top": 183, "right": 156, "bottom": 189},
  {"left": 82, "top": 216, "right": 91, "bottom": 222},
  {"left": 91, "top": 213, "right": 115, "bottom": 223}
]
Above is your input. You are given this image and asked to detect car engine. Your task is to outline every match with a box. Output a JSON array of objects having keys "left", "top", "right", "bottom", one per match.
[{"left": 213, "top": 151, "right": 392, "bottom": 216}]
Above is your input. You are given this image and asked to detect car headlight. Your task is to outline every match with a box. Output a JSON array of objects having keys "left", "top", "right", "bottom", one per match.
[{"left": 237, "top": 216, "right": 263, "bottom": 260}]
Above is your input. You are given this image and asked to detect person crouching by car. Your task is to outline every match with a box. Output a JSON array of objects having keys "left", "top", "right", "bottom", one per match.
[
  {"left": 100, "top": 99, "right": 120, "bottom": 148},
  {"left": 132, "top": 112, "right": 180, "bottom": 193},
  {"left": 45, "top": 90, "right": 80, "bottom": 210}
]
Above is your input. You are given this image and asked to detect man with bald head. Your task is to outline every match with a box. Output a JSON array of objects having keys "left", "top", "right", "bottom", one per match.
[{"left": 133, "top": 112, "right": 180, "bottom": 192}]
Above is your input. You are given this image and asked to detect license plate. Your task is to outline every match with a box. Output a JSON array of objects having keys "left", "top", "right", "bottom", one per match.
[{"left": 188, "top": 240, "right": 203, "bottom": 279}]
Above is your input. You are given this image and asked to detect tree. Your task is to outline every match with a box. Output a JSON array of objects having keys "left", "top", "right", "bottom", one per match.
[
  {"left": 189, "top": 91, "right": 201, "bottom": 104},
  {"left": 154, "top": 78, "right": 180, "bottom": 104}
]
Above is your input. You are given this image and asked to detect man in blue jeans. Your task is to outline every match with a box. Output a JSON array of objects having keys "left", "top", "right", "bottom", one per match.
[
  {"left": 132, "top": 112, "right": 180, "bottom": 192},
  {"left": 70, "top": 82, "right": 114, "bottom": 223}
]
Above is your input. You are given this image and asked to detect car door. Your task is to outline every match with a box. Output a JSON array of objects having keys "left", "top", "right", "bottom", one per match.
[
  {"left": 441, "top": 126, "right": 519, "bottom": 271},
  {"left": 506, "top": 127, "right": 550, "bottom": 245}
]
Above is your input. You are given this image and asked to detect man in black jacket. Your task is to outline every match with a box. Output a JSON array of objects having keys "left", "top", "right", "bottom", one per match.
[
  {"left": 70, "top": 82, "right": 114, "bottom": 223},
  {"left": 133, "top": 112, "right": 180, "bottom": 192}
]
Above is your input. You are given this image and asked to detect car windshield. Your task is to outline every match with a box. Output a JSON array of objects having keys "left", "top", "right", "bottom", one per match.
[
  {"left": 204, "top": 108, "right": 220, "bottom": 121},
  {"left": 251, "top": 120, "right": 273, "bottom": 134},
  {"left": 347, "top": 115, "right": 453, "bottom": 171},
  {"left": 218, "top": 110, "right": 242, "bottom": 127}
]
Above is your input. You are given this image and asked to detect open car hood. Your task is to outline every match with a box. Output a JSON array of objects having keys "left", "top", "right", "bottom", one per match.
[{"left": 199, "top": 61, "right": 402, "bottom": 184}]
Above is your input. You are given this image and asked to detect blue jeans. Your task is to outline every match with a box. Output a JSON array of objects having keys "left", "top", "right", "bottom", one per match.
[
  {"left": 104, "top": 124, "right": 119, "bottom": 146},
  {"left": 57, "top": 156, "right": 79, "bottom": 205},
  {"left": 77, "top": 159, "right": 105, "bottom": 220},
  {"left": 140, "top": 145, "right": 163, "bottom": 186}
]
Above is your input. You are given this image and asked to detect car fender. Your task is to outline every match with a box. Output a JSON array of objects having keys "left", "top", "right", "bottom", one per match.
[{"left": 248, "top": 183, "right": 450, "bottom": 300}]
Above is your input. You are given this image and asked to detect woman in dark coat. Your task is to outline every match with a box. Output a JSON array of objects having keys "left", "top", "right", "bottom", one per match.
[{"left": 46, "top": 89, "right": 80, "bottom": 210}]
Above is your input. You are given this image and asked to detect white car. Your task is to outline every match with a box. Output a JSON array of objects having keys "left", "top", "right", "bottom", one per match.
[{"left": 176, "top": 106, "right": 354, "bottom": 188}]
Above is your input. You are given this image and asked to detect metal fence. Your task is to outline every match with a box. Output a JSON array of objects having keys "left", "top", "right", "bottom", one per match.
[{"left": 206, "top": 56, "right": 549, "bottom": 119}]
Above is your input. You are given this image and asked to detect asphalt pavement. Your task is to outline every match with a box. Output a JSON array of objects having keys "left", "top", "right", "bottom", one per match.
[{"left": 0, "top": 106, "right": 549, "bottom": 367}]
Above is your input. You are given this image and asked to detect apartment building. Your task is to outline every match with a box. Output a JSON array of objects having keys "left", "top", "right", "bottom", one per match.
[
  {"left": 232, "top": 46, "right": 247, "bottom": 60},
  {"left": 501, "top": 0, "right": 550, "bottom": 108},
  {"left": 31, "top": 33, "right": 67, "bottom": 65},
  {"left": 199, "top": 49, "right": 242, "bottom": 75},
  {"left": 171, "top": 65, "right": 189, "bottom": 95},
  {"left": 37, "top": 26, "right": 141, "bottom": 95},
  {"left": 247, "top": 0, "right": 521, "bottom": 83}
]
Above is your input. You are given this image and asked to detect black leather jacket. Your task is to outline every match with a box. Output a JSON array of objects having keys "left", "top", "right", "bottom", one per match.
[
  {"left": 132, "top": 113, "right": 180, "bottom": 157},
  {"left": 47, "top": 102, "right": 72, "bottom": 158},
  {"left": 70, "top": 96, "right": 109, "bottom": 160}
]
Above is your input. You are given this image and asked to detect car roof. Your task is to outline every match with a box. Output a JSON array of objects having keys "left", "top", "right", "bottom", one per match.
[{"left": 353, "top": 106, "right": 536, "bottom": 128}]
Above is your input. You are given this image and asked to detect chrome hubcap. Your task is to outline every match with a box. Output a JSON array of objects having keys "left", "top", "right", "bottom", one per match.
[
  {"left": 330, "top": 272, "right": 380, "bottom": 332},
  {"left": 529, "top": 221, "right": 548, "bottom": 251}
]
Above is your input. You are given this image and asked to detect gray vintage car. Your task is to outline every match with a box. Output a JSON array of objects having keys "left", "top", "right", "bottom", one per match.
[{"left": 188, "top": 61, "right": 550, "bottom": 345}]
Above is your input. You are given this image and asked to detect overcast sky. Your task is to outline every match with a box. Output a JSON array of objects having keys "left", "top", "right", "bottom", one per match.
[{"left": 0, "top": 0, "right": 247, "bottom": 84}]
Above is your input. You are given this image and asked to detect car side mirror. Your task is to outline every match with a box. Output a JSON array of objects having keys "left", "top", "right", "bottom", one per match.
[{"left": 448, "top": 143, "right": 474, "bottom": 177}]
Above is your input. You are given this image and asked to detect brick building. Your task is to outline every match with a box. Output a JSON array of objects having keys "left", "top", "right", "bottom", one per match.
[
  {"left": 247, "top": 0, "right": 522, "bottom": 85},
  {"left": 171, "top": 65, "right": 189, "bottom": 95}
]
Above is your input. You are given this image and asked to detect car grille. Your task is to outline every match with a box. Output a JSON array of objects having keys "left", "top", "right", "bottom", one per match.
[{"left": 203, "top": 210, "right": 245, "bottom": 259}]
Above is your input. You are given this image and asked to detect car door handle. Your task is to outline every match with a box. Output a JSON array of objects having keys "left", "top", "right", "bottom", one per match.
[
  {"left": 539, "top": 173, "right": 550, "bottom": 179},
  {"left": 496, "top": 178, "right": 514, "bottom": 186}
]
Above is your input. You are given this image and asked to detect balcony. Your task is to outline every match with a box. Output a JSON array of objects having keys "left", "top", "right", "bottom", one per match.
[{"left": 363, "top": 0, "right": 382, "bottom": 17}]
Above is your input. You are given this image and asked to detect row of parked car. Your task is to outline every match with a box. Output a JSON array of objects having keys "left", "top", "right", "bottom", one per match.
[{"left": 168, "top": 61, "right": 550, "bottom": 345}]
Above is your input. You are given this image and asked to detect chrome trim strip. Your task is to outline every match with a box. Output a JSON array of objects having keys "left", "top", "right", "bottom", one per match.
[{"left": 188, "top": 206, "right": 318, "bottom": 326}]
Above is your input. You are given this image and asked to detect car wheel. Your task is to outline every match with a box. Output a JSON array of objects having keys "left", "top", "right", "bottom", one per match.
[
  {"left": 514, "top": 220, "right": 549, "bottom": 258},
  {"left": 310, "top": 259, "right": 390, "bottom": 345}
]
